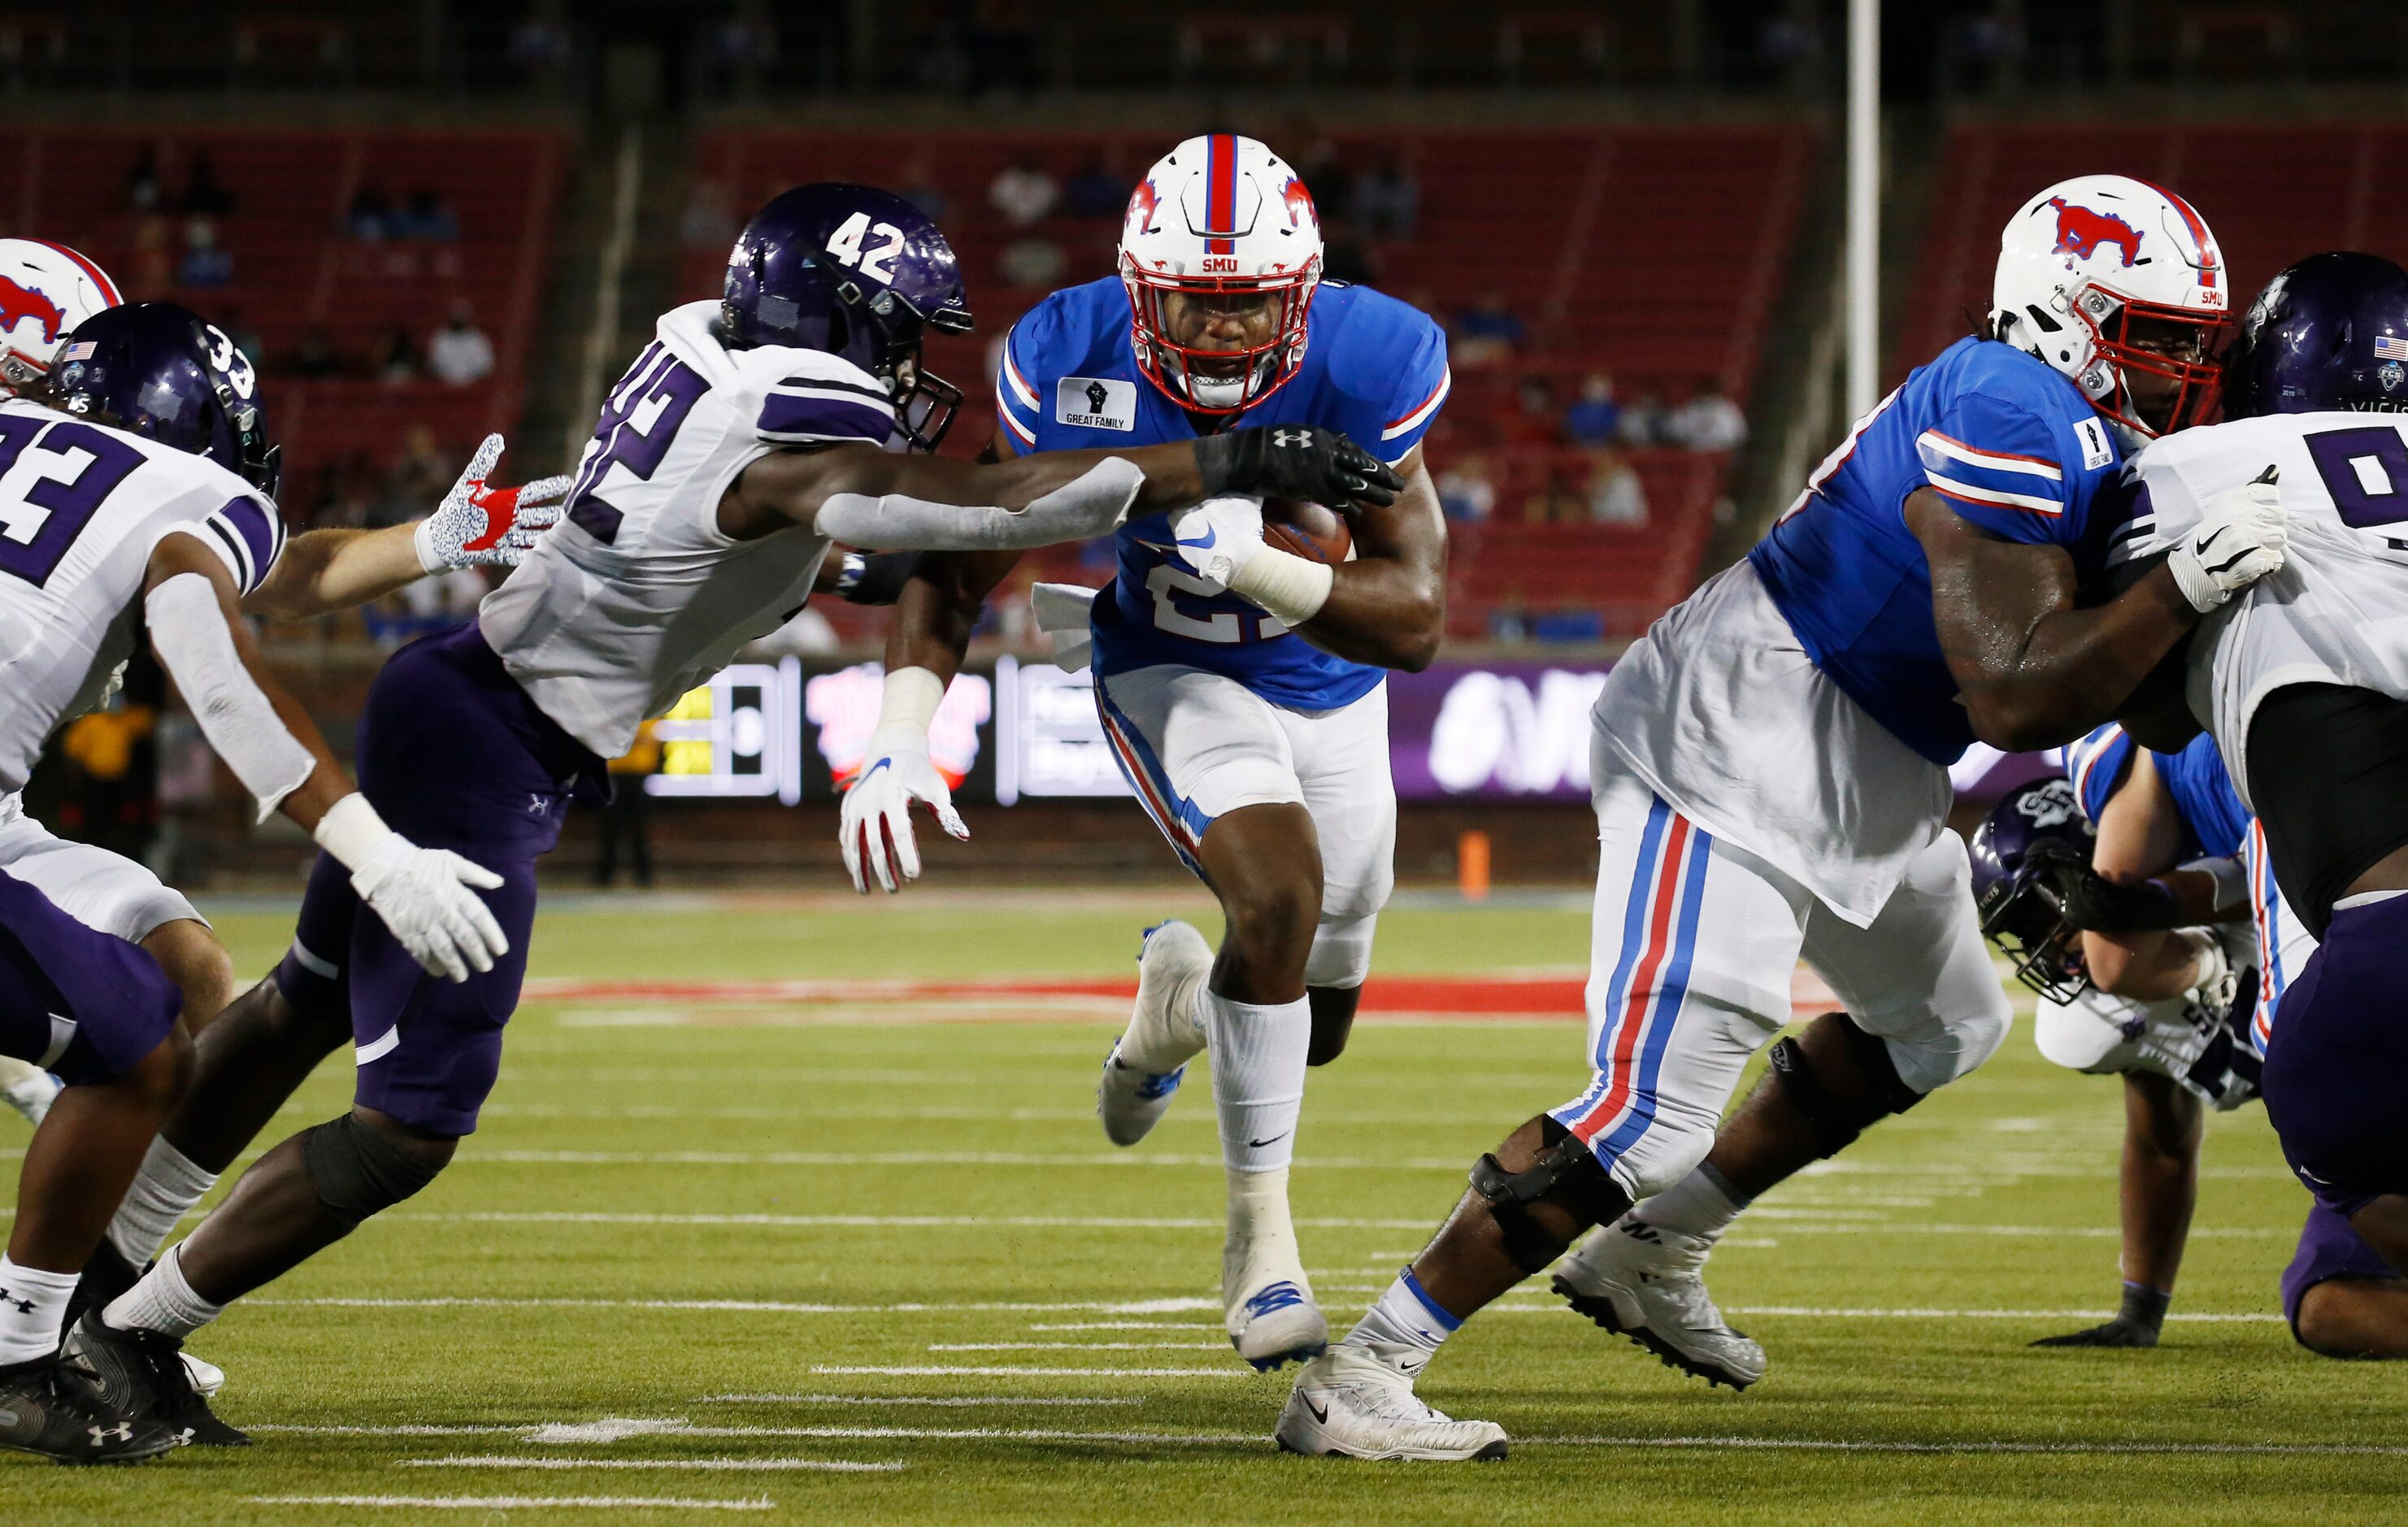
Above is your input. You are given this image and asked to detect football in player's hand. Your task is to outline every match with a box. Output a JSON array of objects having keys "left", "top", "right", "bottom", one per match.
[{"left": 1262, "top": 498, "right": 1354, "bottom": 564}]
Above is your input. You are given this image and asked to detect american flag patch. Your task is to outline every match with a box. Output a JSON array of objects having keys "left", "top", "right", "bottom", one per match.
[
  {"left": 2375, "top": 335, "right": 2408, "bottom": 361},
  {"left": 62, "top": 342, "right": 93, "bottom": 361}
]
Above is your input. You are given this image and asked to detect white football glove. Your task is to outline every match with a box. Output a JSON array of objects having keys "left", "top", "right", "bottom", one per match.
[
  {"left": 2167, "top": 467, "right": 2285, "bottom": 612},
  {"left": 838, "top": 725, "right": 969, "bottom": 894},
  {"left": 414, "top": 432, "right": 576, "bottom": 573},
  {"left": 1130, "top": 494, "right": 1266, "bottom": 594},
  {"left": 350, "top": 834, "right": 509, "bottom": 981}
]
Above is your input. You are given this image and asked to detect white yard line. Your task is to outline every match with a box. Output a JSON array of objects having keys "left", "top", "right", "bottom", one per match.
[
  {"left": 462, "top": 1151, "right": 1467, "bottom": 1170},
  {"left": 524, "top": 1420, "right": 1258, "bottom": 1446},
  {"left": 1523, "top": 1435, "right": 2408, "bottom": 1457},
  {"left": 413, "top": 1457, "right": 903, "bottom": 1473},
  {"left": 389, "top": 1212, "right": 1436, "bottom": 1231},
  {"left": 697, "top": 1394, "right": 1143, "bottom": 1407},
  {"left": 250, "top": 1424, "right": 528, "bottom": 1436},
  {"left": 250, "top": 1496, "right": 775, "bottom": 1512},
  {"left": 811, "top": 1364, "right": 1238, "bottom": 1379},
  {"left": 928, "top": 1342, "right": 1228, "bottom": 1351},
  {"left": 1025, "top": 1322, "right": 1222, "bottom": 1332},
  {"left": 248, "top": 1296, "right": 1224, "bottom": 1316}
]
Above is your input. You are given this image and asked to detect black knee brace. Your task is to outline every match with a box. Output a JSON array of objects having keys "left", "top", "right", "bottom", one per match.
[
  {"left": 1469, "top": 1118, "right": 1632, "bottom": 1275},
  {"left": 1765, "top": 1016, "right": 1924, "bottom": 1159},
  {"left": 300, "top": 1112, "right": 446, "bottom": 1227}
]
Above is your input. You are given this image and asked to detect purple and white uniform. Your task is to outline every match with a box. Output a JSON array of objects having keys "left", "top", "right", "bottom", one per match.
[{"left": 276, "top": 302, "right": 893, "bottom": 1133}]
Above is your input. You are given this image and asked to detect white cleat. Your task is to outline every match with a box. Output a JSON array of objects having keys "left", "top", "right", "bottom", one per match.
[
  {"left": 1276, "top": 1345, "right": 1508, "bottom": 1460},
  {"left": 182, "top": 1351, "right": 225, "bottom": 1399},
  {"left": 2, "top": 1067, "right": 59, "bottom": 1127},
  {"left": 1096, "top": 920, "right": 1211, "bottom": 1147},
  {"left": 1552, "top": 1220, "right": 1767, "bottom": 1390},
  {"left": 1228, "top": 1272, "right": 1329, "bottom": 1373}
]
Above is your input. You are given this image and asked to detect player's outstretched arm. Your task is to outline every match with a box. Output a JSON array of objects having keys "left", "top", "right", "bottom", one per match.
[
  {"left": 1911, "top": 476, "right": 2280, "bottom": 751},
  {"left": 719, "top": 425, "right": 1399, "bottom": 551},
  {"left": 144, "top": 533, "right": 510, "bottom": 982},
  {"left": 244, "top": 433, "right": 573, "bottom": 622},
  {"left": 2067, "top": 753, "right": 2233, "bottom": 1002}
]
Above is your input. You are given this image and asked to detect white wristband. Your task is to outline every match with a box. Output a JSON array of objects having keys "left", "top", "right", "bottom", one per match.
[
  {"left": 411, "top": 518, "right": 444, "bottom": 576},
  {"left": 876, "top": 666, "right": 945, "bottom": 740},
  {"left": 1224, "top": 545, "right": 1336, "bottom": 627},
  {"left": 2180, "top": 855, "right": 2249, "bottom": 916},
  {"left": 313, "top": 792, "right": 396, "bottom": 872}
]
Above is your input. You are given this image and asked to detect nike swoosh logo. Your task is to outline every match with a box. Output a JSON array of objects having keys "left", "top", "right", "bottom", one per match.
[
  {"left": 1304, "top": 1395, "right": 1330, "bottom": 1424},
  {"left": 1247, "top": 1132, "right": 1289, "bottom": 1148},
  {"left": 1174, "top": 527, "right": 1216, "bottom": 550},
  {"left": 2193, "top": 531, "right": 2216, "bottom": 558},
  {"left": 858, "top": 759, "right": 893, "bottom": 783}
]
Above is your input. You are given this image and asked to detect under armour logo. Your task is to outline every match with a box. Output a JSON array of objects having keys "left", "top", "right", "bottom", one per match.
[
  {"left": 0, "top": 1288, "right": 32, "bottom": 1315},
  {"left": 527, "top": 793, "right": 548, "bottom": 816},
  {"left": 89, "top": 1421, "right": 133, "bottom": 1443},
  {"left": 1271, "top": 428, "right": 1311, "bottom": 448}
]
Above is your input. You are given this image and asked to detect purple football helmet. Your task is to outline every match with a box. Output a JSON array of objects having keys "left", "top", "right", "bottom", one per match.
[
  {"left": 1968, "top": 777, "right": 2096, "bottom": 1003},
  {"left": 721, "top": 182, "right": 974, "bottom": 452},
  {"left": 2222, "top": 250, "right": 2408, "bottom": 420},
  {"left": 45, "top": 302, "right": 279, "bottom": 498}
]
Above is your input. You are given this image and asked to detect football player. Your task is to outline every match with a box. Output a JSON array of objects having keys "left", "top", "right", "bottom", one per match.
[
  {"left": 843, "top": 135, "right": 1449, "bottom": 1371},
  {"left": 2102, "top": 250, "right": 2408, "bottom": 1360},
  {"left": 0, "top": 299, "right": 539, "bottom": 1460},
  {"left": 1970, "top": 746, "right": 2270, "bottom": 1349},
  {"left": 0, "top": 243, "right": 575, "bottom": 1351},
  {"left": 71, "top": 182, "right": 1398, "bottom": 1433},
  {"left": 1276, "top": 176, "right": 2277, "bottom": 1460}
]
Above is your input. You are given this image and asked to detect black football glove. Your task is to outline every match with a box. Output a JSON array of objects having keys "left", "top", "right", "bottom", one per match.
[
  {"left": 2024, "top": 839, "right": 2181, "bottom": 933},
  {"left": 1193, "top": 424, "right": 1401, "bottom": 511},
  {"left": 2031, "top": 1316, "right": 2160, "bottom": 1349},
  {"left": 827, "top": 550, "right": 919, "bottom": 607}
]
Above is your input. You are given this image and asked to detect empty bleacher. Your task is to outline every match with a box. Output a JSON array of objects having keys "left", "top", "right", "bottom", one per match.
[{"left": 0, "top": 125, "right": 566, "bottom": 516}]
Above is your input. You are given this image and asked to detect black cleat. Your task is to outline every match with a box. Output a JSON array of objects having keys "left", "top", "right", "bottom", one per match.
[
  {"left": 0, "top": 1355, "right": 183, "bottom": 1464},
  {"left": 60, "top": 1238, "right": 144, "bottom": 1341},
  {"left": 63, "top": 1312, "right": 250, "bottom": 1447}
]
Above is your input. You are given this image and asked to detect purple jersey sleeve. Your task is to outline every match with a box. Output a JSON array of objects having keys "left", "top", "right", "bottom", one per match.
[
  {"left": 754, "top": 361, "right": 897, "bottom": 447},
  {"left": 193, "top": 492, "right": 286, "bottom": 596},
  {"left": 1914, "top": 390, "right": 2085, "bottom": 544}
]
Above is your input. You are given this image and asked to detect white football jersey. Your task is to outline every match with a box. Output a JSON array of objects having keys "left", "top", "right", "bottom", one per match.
[
  {"left": 2116, "top": 410, "right": 2408, "bottom": 807},
  {"left": 0, "top": 398, "right": 282, "bottom": 794},
  {"left": 478, "top": 302, "right": 897, "bottom": 758}
]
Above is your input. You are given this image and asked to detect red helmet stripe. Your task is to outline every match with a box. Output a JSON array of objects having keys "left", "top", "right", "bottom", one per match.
[
  {"left": 1205, "top": 133, "right": 1237, "bottom": 255},
  {"left": 32, "top": 240, "right": 121, "bottom": 306},
  {"left": 2132, "top": 181, "right": 2217, "bottom": 292}
]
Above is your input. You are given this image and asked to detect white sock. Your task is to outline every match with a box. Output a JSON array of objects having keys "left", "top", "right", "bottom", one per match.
[
  {"left": 0, "top": 1256, "right": 77, "bottom": 1365},
  {"left": 105, "top": 1138, "right": 219, "bottom": 1268},
  {"left": 1203, "top": 990, "right": 1310, "bottom": 1172},
  {"left": 102, "top": 1243, "right": 224, "bottom": 1341},
  {"left": 1224, "top": 1162, "right": 1305, "bottom": 1304},
  {"left": 1628, "top": 1162, "right": 1749, "bottom": 1246},
  {"left": 1341, "top": 1269, "right": 1460, "bottom": 1377}
]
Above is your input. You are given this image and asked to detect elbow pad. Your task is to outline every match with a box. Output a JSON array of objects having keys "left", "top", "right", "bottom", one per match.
[
  {"left": 814, "top": 458, "right": 1142, "bottom": 551},
  {"left": 146, "top": 573, "right": 316, "bottom": 822}
]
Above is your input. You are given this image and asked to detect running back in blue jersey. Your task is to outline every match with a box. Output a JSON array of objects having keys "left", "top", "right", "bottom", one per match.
[
  {"left": 2064, "top": 723, "right": 2250, "bottom": 860},
  {"left": 1749, "top": 337, "right": 2131, "bottom": 764},
  {"left": 996, "top": 276, "right": 1449, "bottom": 708}
]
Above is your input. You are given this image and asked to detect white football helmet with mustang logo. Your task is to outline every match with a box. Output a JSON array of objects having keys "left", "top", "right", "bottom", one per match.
[
  {"left": 0, "top": 238, "right": 122, "bottom": 392},
  {"left": 1119, "top": 133, "right": 1323, "bottom": 415},
  {"left": 1990, "top": 174, "right": 2229, "bottom": 437}
]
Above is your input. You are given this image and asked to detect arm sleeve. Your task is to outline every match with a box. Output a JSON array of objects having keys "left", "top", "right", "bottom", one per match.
[
  {"left": 1332, "top": 312, "right": 1450, "bottom": 467},
  {"left": 993, "top": 313, "right": 1049, "bottom": 453},
  {"left": 754, "top": 359, "right": 898, "bottom": 447},
  {"left": 144, "top": 572, "right": 315, "bottom": 821},
  {"left": 2065, "top": 723, "right": 2138, "bottom": 825},
  {"left": 1913, "top": 392, "right": 2080, "bottom": 543},
  {"left": 163, "top": 494, "right": 287, "bottom": 596}
]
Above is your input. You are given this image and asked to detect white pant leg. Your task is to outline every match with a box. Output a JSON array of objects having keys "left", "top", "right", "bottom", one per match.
[
  {"left": 1093, "top": 664, "right": 1304, "bottom": 879},
  {"left": 1549, "top": 746, "right": 1811, "bottom": 1200},
  {"left": 0, "top": 796, "right": 201, "bottom": 945},
  {"left": 1280, "top": 682, "right": 1396, "bottom": 990},
  {"left": 1799, "top": 830, "right": 2014, "bottom": 1095}
]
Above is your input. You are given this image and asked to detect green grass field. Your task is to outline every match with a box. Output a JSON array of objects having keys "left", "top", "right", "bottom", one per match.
[{"left": 2, "top": 889, "right": 2398, "bottom": 1525}]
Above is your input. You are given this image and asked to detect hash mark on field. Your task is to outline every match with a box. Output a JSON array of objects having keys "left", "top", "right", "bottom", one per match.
[
  {"left": 416, "top": 1457, "right": 904, "bottom": 1473},
  {"left": 698, "top": 1394, "right": 1144, "bottom": 1407},
  {"left": 251, "top": 1497, "right": 775, "bottom": 1512}
]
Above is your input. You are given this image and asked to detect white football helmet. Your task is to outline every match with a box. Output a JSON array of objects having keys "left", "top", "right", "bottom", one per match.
[
  {"left": 1119, "top": 133, "right": 1322, "bottom": 414},
  {"left": 0, "top": 238, "right": 123, "bottom": 392},
  {"left": 1991, "top": 175, "right": 2230, "bottom": 438}
]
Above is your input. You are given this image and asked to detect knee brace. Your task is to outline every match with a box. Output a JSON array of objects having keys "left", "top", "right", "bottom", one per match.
[
  {"left": 300, "top": 1112, "right": 447, "bottom": 1227},
  {"left": 1469, "top": 1117, "right": 1633, "bottom": 1275},
  {"left": 1765, "top": 1016, "right": 1924, "bottom": 1160}
]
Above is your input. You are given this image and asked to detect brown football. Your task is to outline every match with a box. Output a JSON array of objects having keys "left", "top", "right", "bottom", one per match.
[{"left": 1262, "top": 498, "right": 1353, "bottom": 564}]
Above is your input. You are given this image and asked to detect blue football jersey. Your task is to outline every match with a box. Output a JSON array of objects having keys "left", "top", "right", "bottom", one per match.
[
  {"left": 995, "top": 276, "right": 1449, "bottom": 709},
  {"left": 2064, "top": 723, "right": 2250, "bottom": 861},
  {"left": 1749, "top": 337, "right": 2130, "bottom": 765}
]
